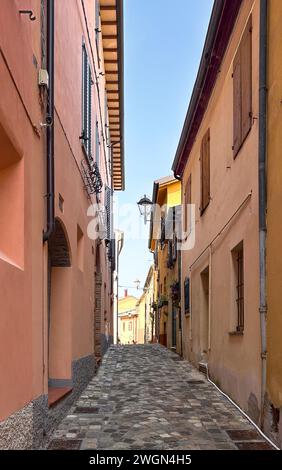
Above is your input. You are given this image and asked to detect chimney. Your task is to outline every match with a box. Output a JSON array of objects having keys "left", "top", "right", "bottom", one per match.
[{"left": 124, "top": 289, "right": 128, "bottom": 298}]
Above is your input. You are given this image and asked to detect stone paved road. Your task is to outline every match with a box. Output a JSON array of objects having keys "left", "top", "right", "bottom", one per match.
[{"left": 47, "top": 345, "right": 273, "bottom": 450}]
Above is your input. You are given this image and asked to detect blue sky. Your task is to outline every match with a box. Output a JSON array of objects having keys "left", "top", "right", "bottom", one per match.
[{"left": 116, "top": 0, "right": 213, "bottom": 298}]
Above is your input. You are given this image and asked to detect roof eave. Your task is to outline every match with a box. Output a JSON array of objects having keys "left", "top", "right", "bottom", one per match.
[
  {"left": 116, "top": 0, "right": 125, "bottom": 190},
  {"left": 172, "top": 0, "right": 243, "bottom": 178}
]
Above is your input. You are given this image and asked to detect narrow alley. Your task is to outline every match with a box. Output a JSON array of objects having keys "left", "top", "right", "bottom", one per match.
[{"left": 47, "top": 345, "right": 273, "bottom": 451}]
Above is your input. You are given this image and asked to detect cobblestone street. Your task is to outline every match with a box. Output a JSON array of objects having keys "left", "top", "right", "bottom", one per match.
[{"left": 47, "top": 345, "right": 273, "bottom": 450}]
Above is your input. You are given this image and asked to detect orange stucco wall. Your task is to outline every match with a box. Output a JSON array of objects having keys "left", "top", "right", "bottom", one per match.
[
  {"left": 0, "top": 0, "right": 44, "bottom": 421},
  {"left": 266, "top": 0, "right": 282, "bottom": 426},
  {"left": 180, "top": 0, "right": 261, "bottom": 420},
  {"left": 0, "top": 0, "right": 113, "bottom": 423}
]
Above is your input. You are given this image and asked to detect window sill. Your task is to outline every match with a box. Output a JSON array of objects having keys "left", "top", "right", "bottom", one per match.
[
  {"left": 200, "top": 202, "right": 210, "bottom": 217},
  {"left": 229, "top": 330, "right": 244, "bottom": 337},
  {"left": 233, "top": 126, "right": 252, "bottom": 159}
]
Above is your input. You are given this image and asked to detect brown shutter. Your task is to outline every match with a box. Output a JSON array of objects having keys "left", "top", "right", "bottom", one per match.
[
  {"left": 241, "top": 16, "right": 252, "bottom": 142},
  {"left": 184, "top": 174, "right": 192, "bottom": 233},
  {"left": 201, "top": 129, "right": 210, "bottom": 213},
  {"left": 233, "top": 15, "right": 252, "bottom": 157},
  {"left": 233, "top": 48, "right": 242, "bottom": 156}
]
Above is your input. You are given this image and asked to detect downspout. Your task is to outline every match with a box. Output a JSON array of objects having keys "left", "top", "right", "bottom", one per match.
[
  {"left": 258, "top": 0, "right": 268, "bottom": 427},
  {"left": 43, "top": 0, "right": 55, "bottom": 242},
  {"left": 174, "top": 171, "right": 183, "bottom": 356},
  {"left": 208, "top": 246, "right": 212, "bottom": 351}
]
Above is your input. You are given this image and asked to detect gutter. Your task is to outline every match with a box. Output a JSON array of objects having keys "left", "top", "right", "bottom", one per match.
[
  {"left": 43, "top": 0, "right": 55, "bottom": 242},
  {"left": 116, "top": 0, "right": 125, "bottom": 191},
  {"left": 148, "top": 182, "right": 159, "bottom": 250},
  {"left": 258, "top": 0, "right": 268, "bottom": 427},
  {"left": 172, "top": 0, "right": 242, "bottom": 177}
]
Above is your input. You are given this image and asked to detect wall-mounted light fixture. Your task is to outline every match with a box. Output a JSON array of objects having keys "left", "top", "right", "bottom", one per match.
[{"left": 137, "top": 195, "right": 153, "bottom": 225}]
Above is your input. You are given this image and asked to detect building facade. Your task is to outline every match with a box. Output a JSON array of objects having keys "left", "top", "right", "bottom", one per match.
[
  {"left": 0, "top": 0, "right": 124, "bottom": 449},
  {"left": 172, "top": 0, "right": 263, "bottom": 425},
  {"left": 118, "top": 292, "right": 139, "bottom": 344},
  {"left": 149, "top": 176, "right": 182, "bottom": 355},
  {"left": 265, "top": 0, "right": 282, "bottom": 447},
  {"left": 136, "top": 266, "right": 155, "bottom": 344}
]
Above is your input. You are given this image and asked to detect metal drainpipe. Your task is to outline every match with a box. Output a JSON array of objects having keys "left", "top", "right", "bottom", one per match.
[
  {"left": 208, "top": 245, "right": 212, "bottom": 351},
  {"left": 173, "top": 172, "right": 183, "bottom": 355},
  {"left": 43, "top": 0, "right": 55, "bottom": 242},
  {"left": 258, "top": 0, "right": 268, "bottom": 427}
]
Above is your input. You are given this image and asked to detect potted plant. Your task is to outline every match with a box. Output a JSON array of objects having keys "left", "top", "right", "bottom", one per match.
[{"left": 170, "top": 281, "right": 180, "bottom": 301}]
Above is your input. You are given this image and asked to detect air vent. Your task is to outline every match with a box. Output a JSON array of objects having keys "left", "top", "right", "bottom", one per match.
[{"left": 198, "top": 362, "right": 208, "bottom": 376}]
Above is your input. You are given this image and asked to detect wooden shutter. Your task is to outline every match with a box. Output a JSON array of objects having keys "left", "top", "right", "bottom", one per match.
[
  {"left": 184, "top": 174, "right": 192, "bottom": 234},
  {"left": 201, "top": 129, "right": 210, "bottom": 213},
  {"left": 82, "top": 44, "right": 92, "bottom": 163},
  {"left": 82, "top": 44, "right": 88, "bottom": 147},
  {"left": 184, "top": 278, "right": 190, "bottom": 313},
  {"left": 95, "top": 121, "right": 100, "bottom": 167},
  {"left": 233, "top": 15, "right": 252, "bottom": 157},
  {"left": 233, "top": 48, "right": 241, "bottom": 156},
  {"left": 88, "top": 63, "right": 92, "bottom": 159},
  {"left": 241, "top": 16, "right": 252, "bottom": 142},
  {"left": 95, "top": 0, "right": 100, "bottom": 60},
  {"left": 105, "top": 186, "right": 113, "bottom": 242}
]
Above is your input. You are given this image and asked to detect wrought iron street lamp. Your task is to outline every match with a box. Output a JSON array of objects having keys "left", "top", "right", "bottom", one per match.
[{"left": 137, "top": 194, "right": 153, "bottom": 225}]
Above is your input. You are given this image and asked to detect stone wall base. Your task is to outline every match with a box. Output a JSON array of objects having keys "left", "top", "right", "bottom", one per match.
[
  {"left": 101, "top": 334, "right": 113, "bottom": 356},
  {"left": 263, "top": 394, "right": 282, "bottom": 449},
  {"left": 0, "top": 354, "right": 96, "bottom": 449}
]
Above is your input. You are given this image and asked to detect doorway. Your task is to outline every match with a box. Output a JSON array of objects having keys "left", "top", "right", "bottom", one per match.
[
  {"left": 94, "top": 245, "right": 102, "bottom": 361},
  {"left": 200, "top": 266, "right": 209, "bottom": 359},
  {"left": 48, "top": 218, "right": 72, "bottom": 402},
  {"left": 172, "top": 307, "right": 177, "bottom": 348}
]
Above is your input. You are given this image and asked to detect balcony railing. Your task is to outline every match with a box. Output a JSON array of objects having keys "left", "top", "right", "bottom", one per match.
[{"left": 81, "top": 159, "right": 103, "bottom": 197}]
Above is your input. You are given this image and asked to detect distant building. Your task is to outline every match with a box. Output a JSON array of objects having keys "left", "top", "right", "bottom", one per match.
[
  {"left": 148, "top": 176, "right": 182, "bottom": 354},
  {"left": 136, "top": 266, "right": 155, "bottom": 344},
  {"left": 171, "top": 0, "right": 268, "bottom": 439},
  {"left": 118, "top": 291, "right": 139, "bottom": 344}
]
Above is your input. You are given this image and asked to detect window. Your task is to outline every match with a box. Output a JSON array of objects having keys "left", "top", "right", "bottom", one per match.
[
  {"left": 81, "top": 43, "right": 93, "bottom": 163},
  {"left": 236, "top": 247, "right": 244, "bottom": 331},
  {"left": 184, "top": 277, "right": 190, "bottom": 314},
  {"left": 128, "top": 321, "right": 132, "bottom": 331},
  {"left": 200, "top": 129, "right": 210, "bottom": 214},
  {"left": 95, "top": 121, "right": 100, "bottom": 168},
  {"left": 231, "top": 242, "right": 244, "bottom": 332},
  {"left": 123, "top": 322, "right": 125, "bottom": 332},
  {"left": 233, "top": 15, "right": 252, "bottom": 157},
  {"left": 184, "top": 174, "right": 192, "bottom": 234}
]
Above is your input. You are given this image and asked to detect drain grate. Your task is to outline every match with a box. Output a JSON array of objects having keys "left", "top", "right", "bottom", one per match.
[
  {"left": 226, "top": 429, "right": 263, "bottom": 441},
  {"left": 226, "top": 429, "right": 274, "bottom": 450},
  {"left": 48, "top": 439, "right": 82, "bottom": 450},
  {"left": 74, "top": 406, "right": 99, "bottom": 414},
  {"left": 236, "top": 441, "right": 273, "bottom": 450},
  {"left": 187, "top": 380, "right": 205, "bottom": 385}
]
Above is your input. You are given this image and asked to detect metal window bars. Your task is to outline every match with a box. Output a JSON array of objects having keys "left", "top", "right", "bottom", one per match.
[{"left": 236, "top": 249, "right": 244, "bottom": 331}]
